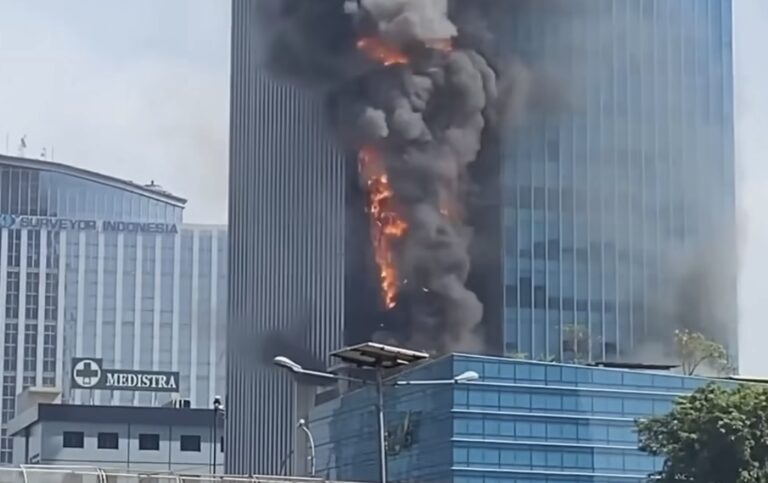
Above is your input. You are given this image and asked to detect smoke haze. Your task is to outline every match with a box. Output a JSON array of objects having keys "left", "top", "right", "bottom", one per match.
[{"left": 253, "top": 0, "right": 518, "bottom": 354}]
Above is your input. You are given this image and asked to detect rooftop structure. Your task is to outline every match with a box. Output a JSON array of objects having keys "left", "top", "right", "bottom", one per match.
[{"left": 0, "top": 154, "right": 186, "bottom": 206}]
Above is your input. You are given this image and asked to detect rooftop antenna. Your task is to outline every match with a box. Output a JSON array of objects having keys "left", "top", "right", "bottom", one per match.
[{"left": 18, "top": 135, "right": 27, "bottom": 157}]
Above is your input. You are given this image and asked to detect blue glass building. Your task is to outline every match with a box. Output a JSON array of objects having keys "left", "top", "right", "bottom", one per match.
[
  {"left": 309, "top": 355, "right": 718, "bottom": 483},
  {"left": 227, "top": 0, "right": 735, "bottom": 475},
  {"left": 495, "top": 0, "right": 735, "bottom": 361}
]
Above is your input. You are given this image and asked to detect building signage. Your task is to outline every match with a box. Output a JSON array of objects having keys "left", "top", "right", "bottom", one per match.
[
  {"left": 71, "top": 358, "right": 180, "bottom": 393},
  {"left": 0, "top": 214, "right": 178, "bottom": 234}
]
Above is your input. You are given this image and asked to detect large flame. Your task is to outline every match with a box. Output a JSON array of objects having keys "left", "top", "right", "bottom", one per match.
[
  {"left": 356, "top": 37, "right": 409, "bottom": 66},
  {"left": 358, "top": 147, "right": 407, "bottom": 309}
]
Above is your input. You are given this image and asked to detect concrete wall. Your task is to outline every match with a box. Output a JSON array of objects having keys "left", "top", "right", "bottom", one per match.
[{"left": 15, "top": 420, "right": 223, "bottom": 474}]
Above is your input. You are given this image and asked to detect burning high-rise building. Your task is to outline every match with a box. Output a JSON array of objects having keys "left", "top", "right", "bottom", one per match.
[{"left": 227, "top": 0, "right": 735, "bottom": 475}]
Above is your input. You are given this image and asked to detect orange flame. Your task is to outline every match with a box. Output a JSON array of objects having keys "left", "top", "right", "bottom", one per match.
[
  {"left": 358, "top": 147, "right": 408, "bottom": 309},
  {"left": 356, "top": 37, "right": 409, "bottom": 66}
]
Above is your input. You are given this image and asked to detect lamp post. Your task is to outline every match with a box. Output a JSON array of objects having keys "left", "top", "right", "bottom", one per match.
[
  {"left": 212, "top": 396, "right": 223, "bottom": 474},
  {"left": 273, "top": 355, "right": 479, "bottom": 483},
  {"left": 297, "top": 419, "right": 316, "bottom": 476}
]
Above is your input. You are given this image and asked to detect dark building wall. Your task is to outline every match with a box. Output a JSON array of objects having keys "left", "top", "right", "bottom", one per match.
[{"left": 226, "top": 0, "right": 346, "bottom": 475}]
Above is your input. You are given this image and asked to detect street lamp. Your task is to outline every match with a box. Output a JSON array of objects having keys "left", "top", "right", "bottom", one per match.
[
  {"left": 211, "top": 396, "right": 224, "bottom": 474},
  {"left": 297, "top": 419, "right": 316, "bottom": 476},
  {"left": 273, "top": 354, "right": 480, "bottom": 483}
]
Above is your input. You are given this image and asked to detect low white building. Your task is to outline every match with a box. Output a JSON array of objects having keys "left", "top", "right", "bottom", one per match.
[{"left": 7, "top": 388, "right": 223, "bottom": 473}]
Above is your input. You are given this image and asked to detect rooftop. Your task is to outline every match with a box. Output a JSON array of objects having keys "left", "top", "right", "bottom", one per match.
[
  {"left": 8, "top": 403, "right": 217, "bottom": 437},
  {"left": 0, "top": 154, "right": 187, "bottom": 206}
]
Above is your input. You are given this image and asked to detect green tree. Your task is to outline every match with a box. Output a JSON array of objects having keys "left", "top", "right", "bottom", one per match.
[
  {"left": 636, "top": 383, "right": 768, "bottom": 483},
  {"left": 675, "top": 329, "right": 731, "bottom": 376},
  {"left": 562, "top": 323, "right": 595, "bottom": 363}
]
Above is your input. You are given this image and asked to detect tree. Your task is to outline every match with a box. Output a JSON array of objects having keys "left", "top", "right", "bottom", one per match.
[
  {"left": 675, "top": 329, "right": 731, "bottom": 376},
  {"left": 562, "top": 323, "right": 594, "bottom": 363},
  {"left": 636, "top": 383, "right": 768, "bottom": 483}
]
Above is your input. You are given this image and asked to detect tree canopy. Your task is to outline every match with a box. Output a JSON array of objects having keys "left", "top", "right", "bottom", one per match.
[
  {"left": 636, "top": 383, "right": 768, "bottom": 483},
  {"left": 675, "top": 329, "right": 731, "bottom": 376}
]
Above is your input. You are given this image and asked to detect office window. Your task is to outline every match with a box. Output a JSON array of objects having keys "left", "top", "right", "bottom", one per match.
[
  {"left": 139, "top": 433, "right": 160, "bottom": 451},
  {"left": 63, "top": 431, "right": 84, "bottom": 448},
  {"left": 97, "top": 432, "right": 119, "bottom": 449},
  {"left": 505, "top": 285, "right": 517, "bottom": 308},
  {"left": 180, "top": 435, "right": 201, "bottom": 452}
]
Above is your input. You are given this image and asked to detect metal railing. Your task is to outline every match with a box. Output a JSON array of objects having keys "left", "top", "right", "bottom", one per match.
[{"left": 0, "top": 466, "right": 360, "bottom": 483}]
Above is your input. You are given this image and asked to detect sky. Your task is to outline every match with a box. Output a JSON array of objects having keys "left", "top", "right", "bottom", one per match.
[
  {"left": 0, "top": 0, "right": 767, "bottom": 373},
  {"left": 0, "top": 0, "right": 231, "bottom": 224}
]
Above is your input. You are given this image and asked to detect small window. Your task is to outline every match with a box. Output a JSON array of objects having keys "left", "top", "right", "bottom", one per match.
[
  {"left": 180, "top": 435, "right": 201, "bottom": 452},
  {"left": 63, "top": 431, "right": 84, "bottom": 448},
  {"left": 97, "top": 432, "right": 119, "bottom": 450},
  {"left": 139, "top": 433, "right": 160, "bottom": 451},
  {"left": 220, "top": 436, "right": 224, "bottom": 453}
]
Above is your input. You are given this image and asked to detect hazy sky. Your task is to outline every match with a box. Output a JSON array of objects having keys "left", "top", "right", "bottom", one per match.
[
  {"left": 0, "top": 0, "right": 231, "bottom": 223},
  {"left": 1, "top": 1, "right": 766, "bottom": 373}
]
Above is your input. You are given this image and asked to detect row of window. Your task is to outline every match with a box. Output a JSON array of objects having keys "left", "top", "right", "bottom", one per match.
[
  {"left": 0, "top": 167, "right": 182, "bottom": 223},
  {"left": 62, "top": 431, "right": 215, "bottom": 452},
  {"left": 505, "top": 283, "right": 641, "bottom": 313}
]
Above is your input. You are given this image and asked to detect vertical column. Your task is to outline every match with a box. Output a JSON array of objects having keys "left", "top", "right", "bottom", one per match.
[
  {"left": 112, "top": 233, "right": 124, "bottom": 405},
  {"left": 35, "top": 230, "right": 47, "bottom": 386},
  {"left": 73, "top": 232, "right": 85, "bottom": 404},
  {"left": 190, "top": 230, "right": 200, "bottom": 403},
  {"left": 208, "top": 232, "right": 218, "bottom": 399},
  {"left": 95, "top": 233, "right": 105, "bottom": 358},
  {"left": 0, "top": 229, "right": 9, "bottom": 389},
  {"left": 75, "top": 232, "right": 86, "bottom": 355},
  {"left": 152, "top": 236, "right": 162, "bottom": 369},
  {"left": 151, "top": 236, "right": 162, "bottom": 406},
  {"left": 132, "top": 235, "right": 143, "bottom": 406},
  {"left": 55, "top": 232, "right": 66, "bottom": 390},
  {"left": 171, "top": 234, "right": 180, "bottom": 372},
  {"left": 15, "top": 230, "right": 28, "bottom": 395}
]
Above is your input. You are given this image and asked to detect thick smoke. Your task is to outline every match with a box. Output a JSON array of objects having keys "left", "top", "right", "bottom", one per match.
[{"left": 255, "top": 0, "right": 505, "bottom": 353}]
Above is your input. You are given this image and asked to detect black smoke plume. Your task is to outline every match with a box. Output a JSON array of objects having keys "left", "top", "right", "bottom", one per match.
[{"left": 253, "top": 0, "right": 511, "bottom": 353}]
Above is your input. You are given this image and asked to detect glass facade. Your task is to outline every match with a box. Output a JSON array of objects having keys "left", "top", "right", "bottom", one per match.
[
  {"left": 0, "top": 156, "right": 227, "bottom": 463},
  {"left": 496, "top": 0, "right": 735, "bottom": 361},
  {"left": 0, "top": 162, "right": 183, "bottom": 223},
  {"left": 310, "top": 354, "right": 724, "bottom": 483}
]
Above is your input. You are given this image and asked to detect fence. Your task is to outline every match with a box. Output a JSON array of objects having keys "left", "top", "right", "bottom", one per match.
[{"left": 0, "top": 466, "right": 359, "bottom": 483}]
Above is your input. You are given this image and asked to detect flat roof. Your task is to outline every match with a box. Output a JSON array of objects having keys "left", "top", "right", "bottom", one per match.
[
  {"left": 8, "top": 404, "right": 217, "bottom": 436},
  {"left": 0, "top": 154, "right": 187, "bottom": 206}
]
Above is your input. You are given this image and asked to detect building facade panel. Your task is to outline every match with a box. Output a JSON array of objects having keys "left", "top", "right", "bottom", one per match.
[
  {"left": 309, "top": 355, "right": 721, "bottom": 483},
  {"left": 0, "top": 156, "right": 228, "bottom": 463},
  {"left": 493, "top": 0, "right": 735, "bottom": 361},
  {"left": 227, "top": 0, "right": 347, "bottom": 475}
]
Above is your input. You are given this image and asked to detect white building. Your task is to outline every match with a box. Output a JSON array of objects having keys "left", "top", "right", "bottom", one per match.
[
  {"left": 0, "top": 155, "right": 227, "bottom": 462},
  {"left": 7, "top": 389, "right": 223, "bottom": 473}
]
